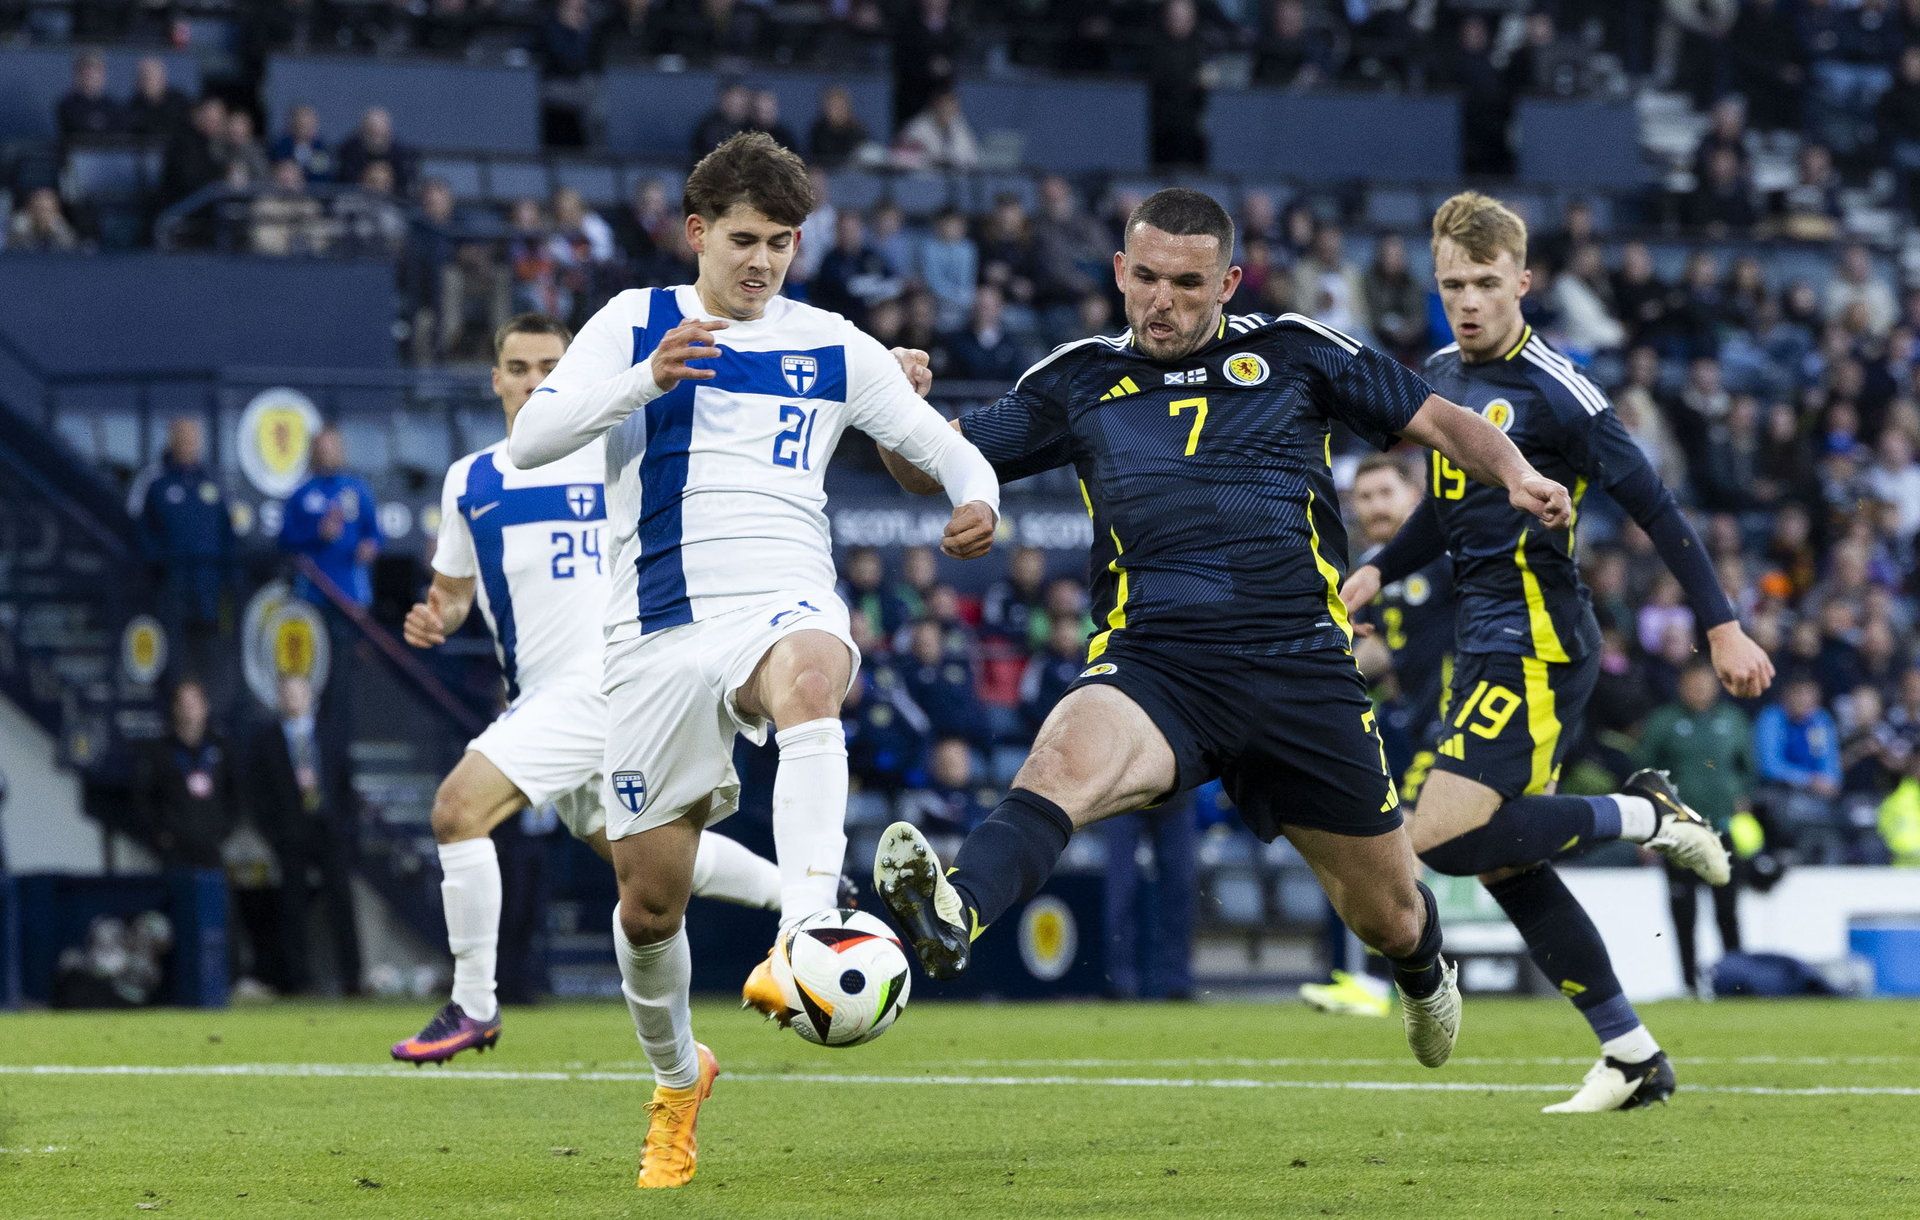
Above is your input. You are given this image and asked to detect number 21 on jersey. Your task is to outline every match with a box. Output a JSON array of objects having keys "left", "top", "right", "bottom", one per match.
[{"left": 772, "top": 405, "right": 820, "bottom": 470}]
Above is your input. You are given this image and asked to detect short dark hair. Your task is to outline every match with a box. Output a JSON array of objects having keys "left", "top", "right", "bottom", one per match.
[
  {"left": 493, "top": 312, "right": 572, "bottom": 362},
  {"left": 1125, "top": 188, "right": 1235, "bottom": 261},
  {"left": 683, "top": 131, "right": 815, "bottom": 227},
  {"left": 1354, "top": 452, "right": 1416, "bottom": 485}
]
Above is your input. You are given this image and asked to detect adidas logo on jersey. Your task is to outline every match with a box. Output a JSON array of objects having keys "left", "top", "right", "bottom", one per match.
[{"left": 1099, "top": 377, "right": 1142, "bottom": 401}]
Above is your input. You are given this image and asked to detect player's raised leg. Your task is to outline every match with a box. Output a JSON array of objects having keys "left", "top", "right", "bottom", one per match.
[
  {"left": 734, "top": 628, "right": 856, "bottom": 1016},
  {"left": 391, "top": 749, "right": 525, "bottom": 1064},
  {"left": 610, "top": 815, "right": 720, "bottom": 1189},
  {"left": 875, "top": 684, "right": 1176, "bottom": 980}
]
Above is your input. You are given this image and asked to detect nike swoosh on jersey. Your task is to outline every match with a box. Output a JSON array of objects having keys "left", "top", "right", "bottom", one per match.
[{"left": 469, "top": 501, "right": 501, "bottom": 519}]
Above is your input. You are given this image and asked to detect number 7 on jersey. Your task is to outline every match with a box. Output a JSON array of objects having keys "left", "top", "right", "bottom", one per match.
[{"left": 1170, "top": 396, "right": 1209, "bottom": 456}]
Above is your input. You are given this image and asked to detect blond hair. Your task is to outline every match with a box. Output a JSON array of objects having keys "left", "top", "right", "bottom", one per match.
[{"left": 1431, "top": 191, "right": 1527, "bottom": 266}]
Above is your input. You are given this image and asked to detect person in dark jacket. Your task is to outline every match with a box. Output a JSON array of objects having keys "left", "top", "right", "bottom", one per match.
[
  {"left": 124, "top": 56, "right": 191, "bottom": 141},
  {"left": 241, "top": 675, "right": 363, "bottom": 996},
  {"left": 135, "top": 417, "right": 233, "bottom": 694},
  {"left": 58, "top": 50, "right": 123, "bottom": 141},
  {"left": 1019, "top": 613, "right": 1087, "bottom": 738},
  {"left": 138, "top": 678, "right": 237, "bottom": 869}
]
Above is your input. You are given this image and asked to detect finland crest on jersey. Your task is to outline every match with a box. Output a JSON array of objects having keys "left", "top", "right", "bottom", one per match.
[
  {"left": 433, "top": 439, "right": 608, "bottom": 698},
  {"left": 539, "top": 285, "right": 914, "bottom": 639}
]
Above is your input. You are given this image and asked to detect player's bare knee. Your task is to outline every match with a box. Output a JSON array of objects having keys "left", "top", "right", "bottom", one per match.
[
  {"left": 781, "top": 665, "right": 842, "bottom": 722},
  {"left": 429, "top": 785, "right": 482, "bottom": 844},
  {"left": 618, "top": 893, "right": 683, "bottom": 946},
  {"left": 1353, "top": 894, "right": 1425, "bottom": 959}
]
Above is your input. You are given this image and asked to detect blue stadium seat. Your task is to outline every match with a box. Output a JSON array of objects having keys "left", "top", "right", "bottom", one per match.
[
  {"left": 972, "top": 172, "right": 1038, "bottom": 213},
  {"left": 484, "top": 159, "right": 551, "bottom": 205},
  {"left": 829, "top": 171, "right": 886, "bottom": 213},
  {"left": 420, "top": 156, "right": 485, "bottom": 201},
  {"left": 63, "top": 147, "right": 159, "bottom": 202},
  {"left": 553, "top": 161, "right": 621, "bottom": 208},
  {"left": 889, "top": 172, "right": 958, "bottom": 218},
  {"left": 1365, "top": 186, "right": 1428, "bottom": 230}
]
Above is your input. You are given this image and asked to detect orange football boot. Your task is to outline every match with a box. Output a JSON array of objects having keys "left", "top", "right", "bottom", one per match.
[{"left": 635, "top": 1042, "right": 720, "bottom": 1189}]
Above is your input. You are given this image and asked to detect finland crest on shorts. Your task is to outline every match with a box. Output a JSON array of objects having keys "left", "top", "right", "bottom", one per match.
[{"left": 612, "top": 769, "right": 648, "bottom": 815}]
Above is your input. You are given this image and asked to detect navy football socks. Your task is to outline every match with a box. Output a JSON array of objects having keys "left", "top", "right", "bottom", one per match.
[
  {"left": 1485, "top": 865, "right": 1642, "bottom": 1042},
  {"left": 1420, "top": 795, "right": 1620, "bottom": 876},
  {"left": 947, "top": 788, "right": 1075, "bottom": 934},
  {"left": 1388, "top": 881, "right": 1446, "bottom": 1000}
]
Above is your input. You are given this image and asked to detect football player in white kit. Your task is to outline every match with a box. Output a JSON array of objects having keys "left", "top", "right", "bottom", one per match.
[
  {"left": 390, "top": 313, "right": 785, "bottom": 1065},
  {"left": 509, "top": 133, "right": 1001, "bottom": 1188}
]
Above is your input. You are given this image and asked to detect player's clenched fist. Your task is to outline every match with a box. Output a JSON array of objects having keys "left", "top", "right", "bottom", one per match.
[
  {"left": 649, "top": 318, "right": 729, "bottom": 392},
  {"left": 941, "top": 500, "right": 996, "bottom": 560},
  {"left": 891, "top": 346, "right": 933, "bottom": 397},
  {"left": 1509, "top": 472, "right": 1572, "bottom": 530},
  {"left": 403, "top": 599, "right": 447, "bottom": 648}
]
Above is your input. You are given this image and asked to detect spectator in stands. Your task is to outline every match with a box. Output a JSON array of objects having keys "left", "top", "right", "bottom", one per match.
[
  {"left": 599, "top": 0, "right": 665, "bottom": 61},
  {"left": 137, "top": 678, "right": 238, "bottom": 872},
  {"left": 746, "top": 89, "right": 799, "bottom": 152},
  {"left": 333, "top": 160, "right": 408, "bottom": 258},
  {"left": 1773, "top": 143, "right": 1843, "bottom": 242},
  {"left": 1827, "top": 244, "right": 1898, "bottom": 338},
  {"left": 690, "top": 80, "right": 752, "bottom": 162},
  {"left": 58, "top": 50, "right": 122, "bottom": 141},
  {"left": 983, "top": 545, "right": 1050, "bottom": 648},
  {"left": 1290, "top": 222, "right": 1368, "bottom": 338},
  {"left": 6, "top": 187, "right": 81, "bottom": 253},
  {"left": 124, "top": 57, "right": 190, "bottom": 142},
  {"left": 136, "top": 416, "right": 233, "bottom": 688},
  {"left": 335, "top": 108, "right": 413, "bottom": 197},
  {"left": 1147, "top": 0, "right": 1210, "bottom": 170},
  {"left": 978, "top": 192, "right": 1041, "bottom": 325},
  {"left": 844, "top": 666, "right": 930, "bottom": 793},
  {"left": 547, "top": 186, "right": 618, "bottom": 320},
  {"left": 223, "top": 109, "right": 269, "bottom": 189},
  {"left": 1030, "top": 174, "right": 1107, "bottom": 311},
  {"left": 611, "top": 176, "right": 680, "bottom": 286},
  {"left": 1866, "top": 429, "right": 1920, "bottom": 542},
  {"left": 506, "top": 197, "right": 563, "bottom": 316},
  {"left": 1442, "top": 14, "right": 1514, "bottom": 177},
  {"left": 812, "top": 209, "right": 901, "bottom": 327},
  {"left": 900, "top": 737, "right": 997, "bottom": 841},
  {"left": 1019, "top": 612, "right": 1086, "bottom": 737},
  {"left": 1255, "top": 0, "right": 1337, "bottom": 90},
  {"left": 161, "top": 95, "right": 229, "bottom": 207},
  {"left": 269, "top": 103, "right": 336, "bottom": 184},
  {"left": 539, "top": 0, "right": 599, "bottom": 78},
  {"left": 1552, "top": 242, "right": 1628, "bottom": 356},
  {"left": 901, "top": 619, "right": 986, "bottom": 746},
  {"left": 1685, "top": 145, "right": 1758, "bottom": 238},
  {"left": 1637, "top": 658, "right": 1752, "bottom": 994},
  {"left": 895, "top": 85, "right": 980, "bottom": 170},
  {"left": 809, "top": 83, "right": 874, "bottom": 168},
  {"left": 280, "top": 425, "right": 381, "bottom": 610},
  {"left": 1508, "top": 10, "right": 1589, "bottom": 98},
  {"left": 839, "top": 547, "right": 918, "bottom": 637},
  {"left": 917, "top": 208, "right": 978, "bottom": 331},
  {"left": 1878, "top": 48, "right": 1920, "bottom": 218},
  {"left": 1726, "top": 0, "right": 1805, "bottom": 132},
  {"left": 891, "top": 0, "right": 960, "bottom": 139},
  {"left": 249, "top": 159, "right": 329, "bottom": 257},
  {"left": 1690, "top": 95, "right": 1751, "bottom": 184},
  {"left": 1756, "top": 672, "right": 1845, "bottom": 852},
  {"left": 1363, "top": 232, "right": 1426, "bottom": 363},
  {"left": 243, "top": 674, "right": 363, "bottom": 997},
  {"left": 869, "top": 202, "right": 916, "bottom": 283},
  {"left": 944, "top": 283, "right": 1030, "bottom": 381}
]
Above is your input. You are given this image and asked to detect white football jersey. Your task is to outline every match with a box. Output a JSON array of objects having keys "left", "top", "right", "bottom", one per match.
[
  {"left": 433, "top": 439, "right": 607, "bottom": 697},
  {"left": 527, "top": 285, "right": 989, "bottom": 639}
]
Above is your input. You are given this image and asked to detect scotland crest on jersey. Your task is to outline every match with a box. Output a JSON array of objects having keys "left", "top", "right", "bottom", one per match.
[{"left": 782, "top": 354, "right": 819, "bottom": 395}]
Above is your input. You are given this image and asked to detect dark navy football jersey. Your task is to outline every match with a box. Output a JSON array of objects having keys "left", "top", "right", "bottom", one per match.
[
  {"left": 960, "top": 312, "right": 1433, "bottom": 657},
  {"left": 1418, "top": 326, "right": 1631, "bottom": 662},
  {"left": 1361, "top": 550, "right": 1455, "bottom": 735}
]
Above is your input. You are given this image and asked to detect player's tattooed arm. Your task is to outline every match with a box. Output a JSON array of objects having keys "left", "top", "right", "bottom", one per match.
[
  {"left": 403, "top": 573, "right": 477, "bottom": 647},
  {"left": 1400, "top": 394, "right": 1571, "bottom": 529}
]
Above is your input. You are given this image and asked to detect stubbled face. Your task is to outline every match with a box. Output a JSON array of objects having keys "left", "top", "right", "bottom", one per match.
[
  {"left": 688, "top": 203, "right": 799, "bottom": 320},
  {"left": 1351, "top": 467, "right": 1419, "bottom": 545},
  {"left": 494, "top": 330, "right": 568, "bottom": 429},
  {"left": 1116, "top": 224, "right": 1241, "bottom": 362},
  {"left": 1435, "top": 238, "right": 1530, "bottom": 362}
]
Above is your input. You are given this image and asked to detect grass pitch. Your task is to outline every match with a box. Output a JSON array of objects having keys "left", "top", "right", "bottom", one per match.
[{"left": 1, "top": 996, "right": 1915, "bottom": 1218}]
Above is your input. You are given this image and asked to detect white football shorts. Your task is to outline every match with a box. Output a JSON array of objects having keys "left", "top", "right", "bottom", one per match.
[
  {"left": 465, "top": 679, "right": 607, "bottom": 840},
  {"left": 601, "top": 590, "right": 858, "bottom": 841}
]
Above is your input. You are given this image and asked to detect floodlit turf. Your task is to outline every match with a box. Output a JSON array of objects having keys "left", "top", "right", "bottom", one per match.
[{"left": 1, "top": 996, "right": 1916, "bottom": 1218}]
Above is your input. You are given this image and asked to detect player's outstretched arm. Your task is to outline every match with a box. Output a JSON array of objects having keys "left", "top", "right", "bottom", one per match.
[
  {"left": 876, "top": 346, "right": 946, "bottom": 495},
  {"left": 1400, "top": 394, "right": 1570, "bottom": 529},
  {"left": 403, "top": 574, "right": 477, "bottom": 647},
  {"left": 508, "top": 295, "right": 726, "bottom": 467}
]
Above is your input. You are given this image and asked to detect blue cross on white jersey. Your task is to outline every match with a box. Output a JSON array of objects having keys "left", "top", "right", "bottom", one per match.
[{"left": 567, "top": 485, "right": 597, "bottom": 519}]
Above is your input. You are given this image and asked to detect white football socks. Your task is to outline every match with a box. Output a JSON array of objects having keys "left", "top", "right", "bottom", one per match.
[
  {"left": 692, "top": 830, "right": 781, "bottom": 910},
  {"left": 613, "top": 903, "right": 699, "bottom": 1089},
  {"left": 1601, "top": 1023, "right": 1661, "bottom": 1065},
  {"left": 771, "top": 717, "right": 850, "bottom": 925},
  {"left": 1615, "top": 796, "right": 1659, "bottom": 843},
  {"left": 437, "top": 838, "right": 501, "bottom": 1021}
]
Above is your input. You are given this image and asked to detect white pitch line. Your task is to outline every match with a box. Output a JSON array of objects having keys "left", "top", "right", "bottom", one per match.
[
  {"left": 557, "top": 1055, "right": 1920, "bottom": 1070},
  {"left": 0, "top": 1063, "right": 1916, "bottom": 1099}
]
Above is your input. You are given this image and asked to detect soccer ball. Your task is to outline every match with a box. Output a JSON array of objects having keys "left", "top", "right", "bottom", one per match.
[{"left": 770, "top": 909, "right": 912, "bottom": 1048}]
